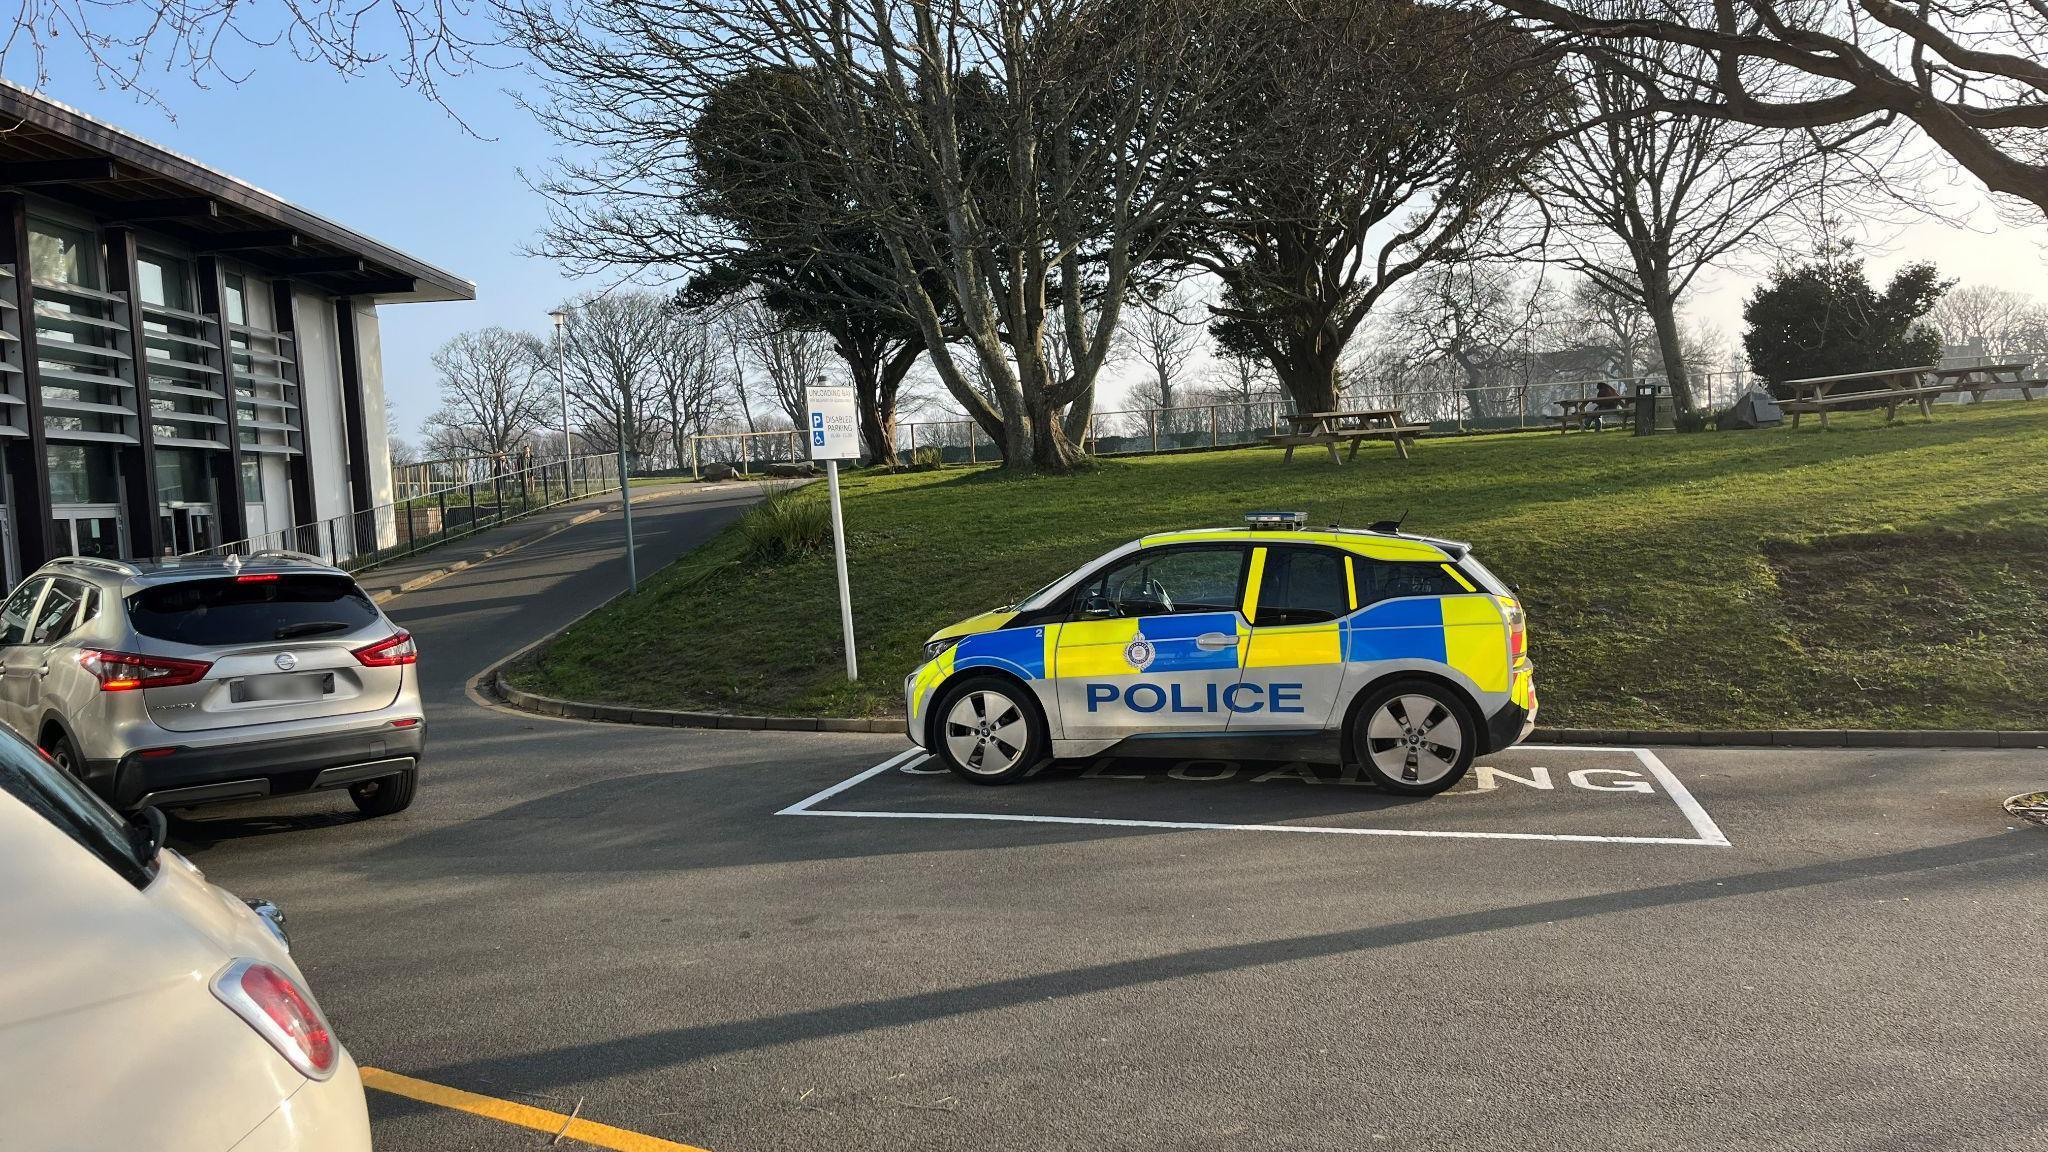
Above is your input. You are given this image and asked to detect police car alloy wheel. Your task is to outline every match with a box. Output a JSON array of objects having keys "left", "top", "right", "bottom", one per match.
[
  {"left": 1351, "top": 680, "right": 1476, "bottom": 795},
  {"left": 935, "top": 676, "right": 1046, "bottom": 784}
]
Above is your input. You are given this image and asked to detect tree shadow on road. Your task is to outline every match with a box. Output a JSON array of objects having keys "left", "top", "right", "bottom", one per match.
[{"left": 373, "top": 829, "right": 2043, "bottom": 1109}]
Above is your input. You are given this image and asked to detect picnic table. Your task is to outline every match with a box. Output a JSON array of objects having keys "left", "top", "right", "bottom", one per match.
[
  {"left": 1776, "top": 365, "right": 1949, "bottom": 430},
  {"left": 1266, "top": 407, "right": 1427, "bottom": 463},
  {"left": 1929, "top": 361, "right": 2039, "bottom": 403},
  {"left": 1552, "top": 393, "right": 1636, "bottom": 433}
]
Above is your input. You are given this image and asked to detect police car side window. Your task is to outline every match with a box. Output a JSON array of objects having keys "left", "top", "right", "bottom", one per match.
[
  {"left": 1255, "top": 547, "right": 1350, "bottom": 627},
  {"left": 1075, "top": 546, "right": 1247, "bottom": 619},
  {"left": 1357, "top": 560, "right": 1463, "bottom": 605}
]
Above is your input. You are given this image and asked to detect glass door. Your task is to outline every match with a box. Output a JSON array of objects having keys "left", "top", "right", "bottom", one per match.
[
  {"left": 52, "top": 505, "right": 127, "bottom": 559},
  {"left": 159, "top": 504, "right": 215, "bottom": 555}
]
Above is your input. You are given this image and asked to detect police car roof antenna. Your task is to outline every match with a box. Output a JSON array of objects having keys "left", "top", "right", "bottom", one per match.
[{"left": 1369, "top": 510, "right": 1408, "bottom": 535}]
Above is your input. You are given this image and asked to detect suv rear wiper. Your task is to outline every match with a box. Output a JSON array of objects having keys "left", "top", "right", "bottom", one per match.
[{"left": 273, "top": 620, "right": 352, "bottom": 639}]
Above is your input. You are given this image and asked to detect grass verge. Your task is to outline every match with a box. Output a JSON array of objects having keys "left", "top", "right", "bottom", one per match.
[{"left": 507, "top": 401, "right": 2048, "bottom": 730}]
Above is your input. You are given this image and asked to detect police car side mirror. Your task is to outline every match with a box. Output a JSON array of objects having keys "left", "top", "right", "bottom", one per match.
[{"left": 1079, "top": 595, "right": 1115, "bottom": 618}]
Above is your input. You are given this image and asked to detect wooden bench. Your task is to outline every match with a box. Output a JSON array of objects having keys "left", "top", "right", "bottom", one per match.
[
  {"left": 1929, "top": 362, "right": 2039, "bottom": 403},
  {"left": 1266, "top": 425, "right": 1430, "bottom": 462},
  {"left": 1551, "top": 395, "right": 1635, "bottom": 433},
  {"left": 1778, "top": 366, "right": 1947, "bottom": 430}
]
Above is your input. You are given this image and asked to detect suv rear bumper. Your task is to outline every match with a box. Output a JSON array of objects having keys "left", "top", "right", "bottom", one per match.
[{"left": 88, "top": 723, "right": 425, "bottom": 810}]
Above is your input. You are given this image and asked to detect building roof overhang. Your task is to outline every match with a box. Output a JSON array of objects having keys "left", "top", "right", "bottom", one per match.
[{"left": 0, "top": 82, "right": 475, "bottom": 305}]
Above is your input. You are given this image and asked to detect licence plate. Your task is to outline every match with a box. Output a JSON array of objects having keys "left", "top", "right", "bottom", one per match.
[{"left": 230, "top": 673, "right": 334, "bottom": 703}]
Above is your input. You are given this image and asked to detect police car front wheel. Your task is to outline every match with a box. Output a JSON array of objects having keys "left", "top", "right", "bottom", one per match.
[
  {"left": 935, "top": 676, "right": 1047, "bottom": 784},
  {"left": 1352, "top": 680, "right": 1477, "bottom": 795}
]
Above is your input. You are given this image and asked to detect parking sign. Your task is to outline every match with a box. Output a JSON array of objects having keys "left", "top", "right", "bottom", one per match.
[{"left": 805, "top": 385, "right": 859, "bottom": 461}]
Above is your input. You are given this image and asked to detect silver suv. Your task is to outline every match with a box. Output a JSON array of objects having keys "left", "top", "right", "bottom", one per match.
[{"left": 0, "top": 552, "right": 423, "bottom": 816}]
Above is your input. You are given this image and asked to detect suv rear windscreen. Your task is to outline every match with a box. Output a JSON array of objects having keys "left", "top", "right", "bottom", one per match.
[{"left": 126, "top": 574, "right": 382, "bottom": 646}]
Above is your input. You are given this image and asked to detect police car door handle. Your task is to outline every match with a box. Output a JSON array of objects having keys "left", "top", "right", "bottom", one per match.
[{"left": 1196, "top": 632, "right": 1240, "bottom": 651}]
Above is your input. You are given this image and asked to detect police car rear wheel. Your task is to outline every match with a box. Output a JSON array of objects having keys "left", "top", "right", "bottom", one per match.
[
  {"left": 1353, "top": 681, "right": 1475, "bottom": 795},
  {"left": 936, "top": 676, "right": 1045, "bottom": 784}
]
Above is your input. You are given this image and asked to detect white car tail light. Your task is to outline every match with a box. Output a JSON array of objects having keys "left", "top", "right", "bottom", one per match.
[
  {"left": 351, "top": 631, "right": 418, "bottom": 667},
  {"left": 77, "top": 649, "right": 212, "bottom": 691},
  {"left": 209, "top": 959, "right": 338, "bottom": 1080}
]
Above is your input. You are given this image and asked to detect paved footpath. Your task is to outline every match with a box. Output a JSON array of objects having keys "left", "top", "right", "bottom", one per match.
[{"left": 172, "top": 488, "right": 2048, "bottom": 1152}]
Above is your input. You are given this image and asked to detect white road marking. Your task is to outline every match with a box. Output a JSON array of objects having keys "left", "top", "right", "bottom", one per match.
[
  {"left": 779, "top": 746, "right": 1733, "bottom": 847},
  {"left": 774, "top": 747, "right": 927, "bottom": 815},
  {"left": 1634, "top": 747, "right": 1731, "bottom": 846}
]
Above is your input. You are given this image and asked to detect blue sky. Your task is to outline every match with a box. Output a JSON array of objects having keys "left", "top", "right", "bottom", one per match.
[{"left": 10, "top": 47, "right": 570, "bottom": 446}]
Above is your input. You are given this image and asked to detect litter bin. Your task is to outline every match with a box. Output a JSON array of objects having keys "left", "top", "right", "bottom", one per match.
[{"left": 1634, "top": 383, "right": 1662, "bottom": 436}]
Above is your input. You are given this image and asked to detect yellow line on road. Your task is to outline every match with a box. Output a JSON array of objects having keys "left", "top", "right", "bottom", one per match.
[{"left": 360, "top": 1067, "right": 713, "bottom": 1152}]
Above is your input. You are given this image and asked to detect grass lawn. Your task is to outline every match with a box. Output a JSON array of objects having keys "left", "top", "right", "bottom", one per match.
[{"left": 508, "top": 401, "right": 2048, "bottom": 731}]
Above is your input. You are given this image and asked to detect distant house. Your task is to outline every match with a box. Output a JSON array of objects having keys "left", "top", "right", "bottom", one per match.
[{"left": 0, "top": 83, "right": 472, "bottom": 591}]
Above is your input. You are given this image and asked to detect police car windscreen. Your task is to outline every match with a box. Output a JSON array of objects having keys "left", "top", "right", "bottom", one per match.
[{"left": 127, "top": 575, "right": 383, "bottom": 646}]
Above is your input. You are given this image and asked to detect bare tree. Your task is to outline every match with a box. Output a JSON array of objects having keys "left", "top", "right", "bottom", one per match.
[
  {"left": 733, "top": 296, "right": 834, "bottom": 433},
  {"left": 652, "top": 304, "right": 732, "bottom": 471},
  {"left": 1931, "top": 284, "right": 2043, "bottom": 360},
  {"left": 8, "top": 0, "right": 488, "bottom": 113},
  {"left": 1208, "top": 347, "right": 1280, "bottom": 406},
  {"left": 561, "top": 293, "right": 669, "bottom": 462},
  {"left": 1529, "top": 32, "right": 1884, "bottom": 415},
  {"left": 1122, "top": 285, "right": 1208, "bottom": 413},
  {"left": 1493, "top": 0, "right": 2048, "bottom": 218},
  {"left": 505, "top": 0, "right": 1265, "bottom": 473},
  {"left": 1194, "top": 0, "right": 1570, "bottom": 412},
  {"left": 1568, "top": 275, "right": 1657, "bottom": 378},
  {"left": 420, "top": 327, "right": 549, "bottom": 465},
  {"left": 1391, "top": 264, "right": 1548, "bottom": 420}
]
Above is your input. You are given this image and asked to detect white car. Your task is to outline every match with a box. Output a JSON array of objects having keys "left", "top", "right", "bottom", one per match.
[{"left": 0, "top": 728, "right": 372, "bottom": 1151}]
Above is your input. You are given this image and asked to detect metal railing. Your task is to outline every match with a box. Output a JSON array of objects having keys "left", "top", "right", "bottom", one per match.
[
  {"left": 889, "top": 375, "right": 1703, "bottom": 464},
  {"left": 190, "top": 455, "right": 625, "bottom": 573},
  {"left": 682, "top": 429, "right": 807, "bottom": 475}
]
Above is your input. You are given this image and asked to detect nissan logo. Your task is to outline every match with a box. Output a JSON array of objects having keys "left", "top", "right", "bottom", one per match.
[{"left": 274, "top": 652, "right": 299, "bottom": 672}]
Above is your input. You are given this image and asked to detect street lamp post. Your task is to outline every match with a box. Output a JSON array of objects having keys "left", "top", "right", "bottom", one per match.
[{"left": 547, "top": 307, "right": 573, "bottom": 471}]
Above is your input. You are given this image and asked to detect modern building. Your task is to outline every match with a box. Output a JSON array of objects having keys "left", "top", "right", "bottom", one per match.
[{"left": 0, "top": 82, "right": 472, "bottom": 592}]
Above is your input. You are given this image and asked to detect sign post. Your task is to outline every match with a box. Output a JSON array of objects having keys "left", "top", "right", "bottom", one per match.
[{"left": 806, "top": 383, "right": 861, "bottom": 681}]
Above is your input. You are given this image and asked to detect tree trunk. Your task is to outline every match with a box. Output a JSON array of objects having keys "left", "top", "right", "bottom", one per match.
[
  {"left": 841, "top": 343, "right": 893, "bottom": 467},
  {"left": 1062, "top": 387, "right": 1095, "bottom": 452},
  {"left": 1450, "top": 342, "right": 1486, "bottom": 426},
  {"left": 1643, "top": 265, "right": 1696, "bottom": 417},
  {"left": 1027, "top": 391, "right": 1086, "bottom": 472},
  {"left": 1273, "top": 338, "right": 1342, "bottom": 413}
]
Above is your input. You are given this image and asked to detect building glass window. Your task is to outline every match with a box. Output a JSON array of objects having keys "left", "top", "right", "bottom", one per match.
[
  {"left": 138, "top": 250, "right": 228, "bottom": 450},
  {"left": 155, "top": 447, "right": 212, "bottom": 506},
  {"left": 26, "top": 220, "right": 98, "bottom": 288},
  {"left": 241, "top": 457, "right": 265, "bottom": 503},
  {"left": 28, "top": 218, "right": 130, "bottom": 443},
  {"left": 224, "top": 273, "right": 248, "bottom": 325},
  {"left": 137, "top": 252, "right": 191, "bottom": 310},
  {"left": 47, "top": 445, "right": 120, "bottom": 505}
]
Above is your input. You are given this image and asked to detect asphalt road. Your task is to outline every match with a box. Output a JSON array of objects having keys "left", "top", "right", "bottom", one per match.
[{"left": 171, "top": 487, "right": 2048, "bottom": 1152}]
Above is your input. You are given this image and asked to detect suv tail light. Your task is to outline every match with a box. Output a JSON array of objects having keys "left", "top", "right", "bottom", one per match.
[
  {"left": 209, "top": 959, "right": 338, "bottom": 1080},
  {"left": 77, "top": 649, "right": 212, "bottom": 692},
  {"left": 351, "top": 631, "right": 417, "bottom": 667}
]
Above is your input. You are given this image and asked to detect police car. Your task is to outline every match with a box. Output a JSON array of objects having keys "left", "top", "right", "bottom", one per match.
[{"left": 905, "top": 513, "right": 1536, "bottom": 795}]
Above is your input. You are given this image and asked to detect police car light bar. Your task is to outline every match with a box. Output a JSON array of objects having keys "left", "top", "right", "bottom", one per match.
[{"left": 1244, "top": 511, "right": 1308, "bottom": 530}]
